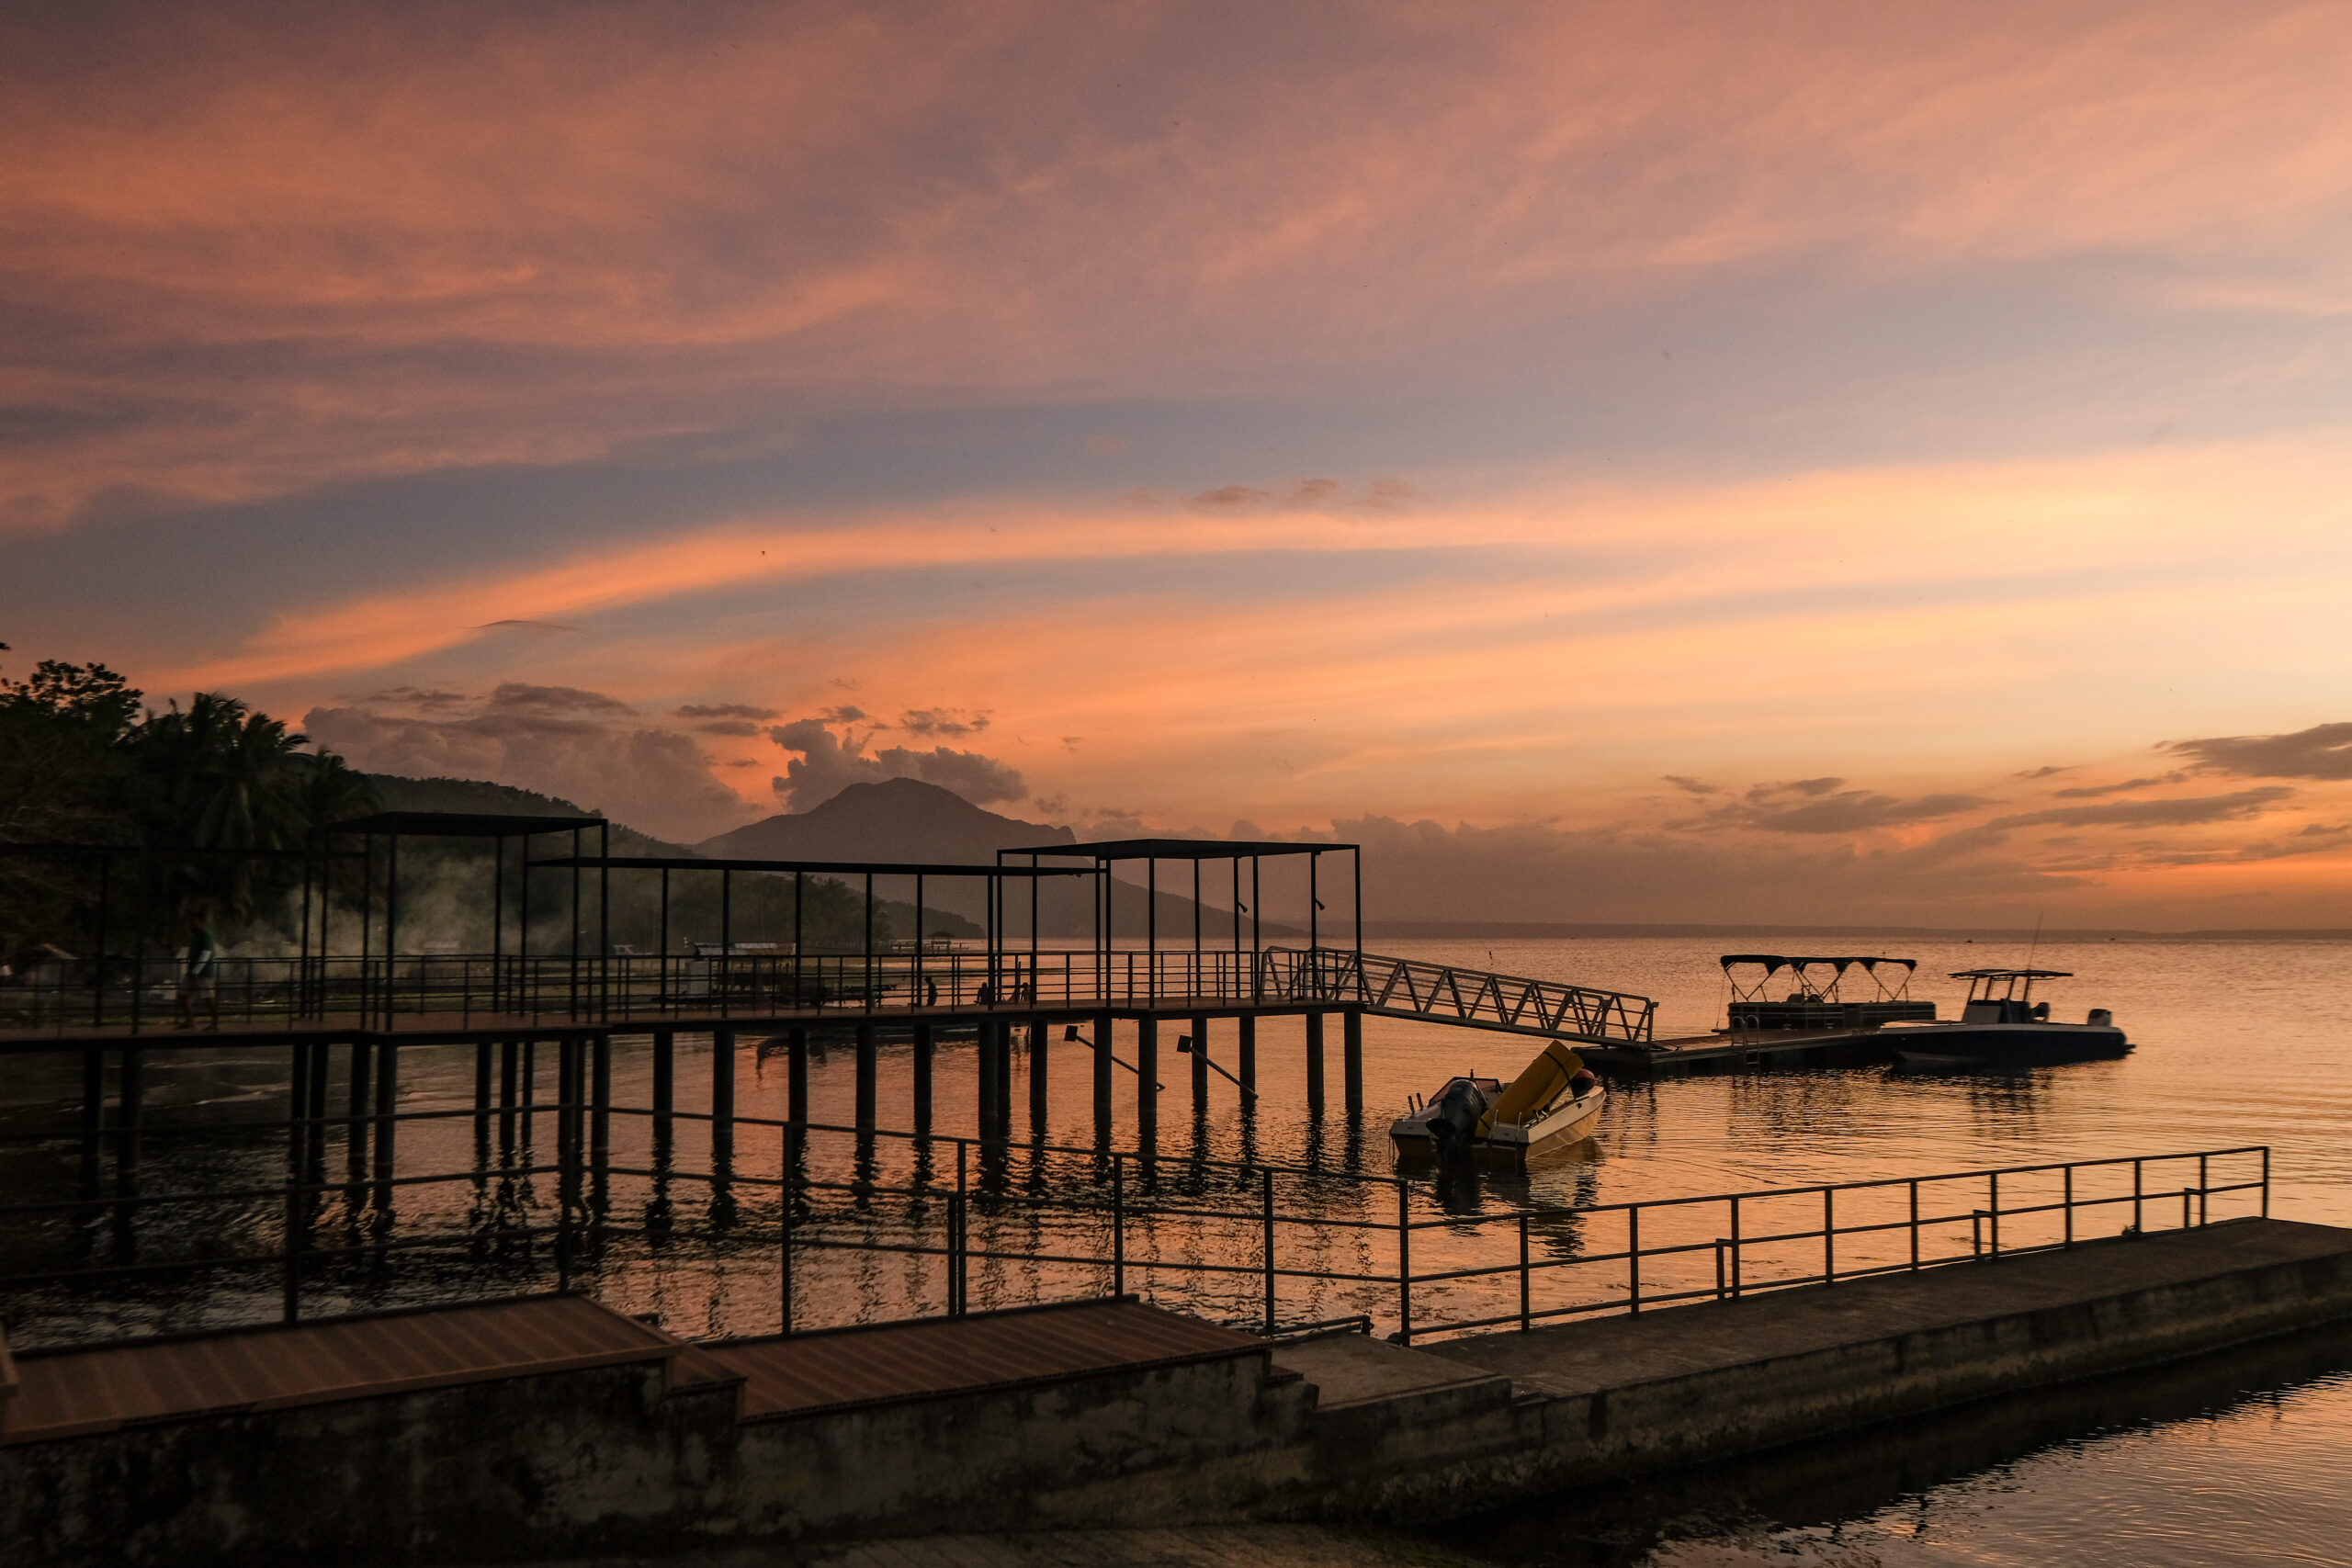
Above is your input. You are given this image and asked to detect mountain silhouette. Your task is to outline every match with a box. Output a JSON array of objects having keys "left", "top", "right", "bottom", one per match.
[
  {"left": 695, "top": 778, "right": 1288, "bottom": 941},
  {"left": 697, "top": 777, "right": 1074, "bottom": 863}
]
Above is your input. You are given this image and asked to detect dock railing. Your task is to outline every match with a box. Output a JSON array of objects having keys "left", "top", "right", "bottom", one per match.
[
  {"left": 0, "top": 944, "right": 1657, "bottom": 1045},
  {"left": 1256, "top": 945, "right": 1655, "bottom": 1044},
  {"left": 1390, "top": 1145, "right": 2270, "bottom": 1342}
]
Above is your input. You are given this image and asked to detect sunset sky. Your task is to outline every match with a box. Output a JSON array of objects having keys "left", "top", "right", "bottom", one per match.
[{"left": 9, "top": 2, "right": 2352, "bottom": 927}]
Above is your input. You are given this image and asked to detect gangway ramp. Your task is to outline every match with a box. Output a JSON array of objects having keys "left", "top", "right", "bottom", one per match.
[{"left": 1258, "top": 945, "right": 1655, "bottom": 1046}]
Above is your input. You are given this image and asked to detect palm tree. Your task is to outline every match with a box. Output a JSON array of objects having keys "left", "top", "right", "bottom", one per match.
[{"left": 130, "top": 694, "right": 377, "bottom": 932}]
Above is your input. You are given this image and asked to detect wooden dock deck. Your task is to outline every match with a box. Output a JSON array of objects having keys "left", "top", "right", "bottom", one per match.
[{"left": 1583, "top": 1023, "right": 1896, "bottom": 1076}]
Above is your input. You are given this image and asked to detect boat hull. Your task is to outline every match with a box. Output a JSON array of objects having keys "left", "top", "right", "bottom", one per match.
[
  {"left": 1390, "top": 1087, "right": 1607, "bottom": 1168},
  {"left": 1883, "top": 1021, "right": 2130, "bottom": 1068}
]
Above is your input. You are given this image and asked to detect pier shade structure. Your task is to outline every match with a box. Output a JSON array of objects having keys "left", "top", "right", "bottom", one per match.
[{"left": 0, "top": 818, "right": 1667, "bottom": 1183}]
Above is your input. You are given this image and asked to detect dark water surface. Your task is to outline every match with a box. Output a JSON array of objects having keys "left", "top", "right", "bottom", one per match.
[{"left": 4, "top": 935, "right": 2348, "bottom": 1562}]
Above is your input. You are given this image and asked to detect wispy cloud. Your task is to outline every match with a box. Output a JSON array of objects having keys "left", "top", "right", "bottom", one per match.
[{"left": 2165, "top": 723, "right": 2352, "bottom": 782}]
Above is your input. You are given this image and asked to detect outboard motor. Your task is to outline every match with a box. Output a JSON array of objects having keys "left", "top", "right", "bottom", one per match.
[
  {"left": 1427, "top": 1078, "right": 1487, "bottom": 1153},
  {"left": 2087, "top": 1008, "right": 2113, "bottom": 1028}
]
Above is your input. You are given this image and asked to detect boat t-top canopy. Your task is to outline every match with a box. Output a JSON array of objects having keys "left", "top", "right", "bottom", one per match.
[
  {"left": 1950, "top": 965, "right": 2072, "bottom": 1006},
  {"left": 1948, "top": 968, "right": 2072, "bottom": 980},
  {"left": 1720, "top": 954, "right": 1917, "bottom": 973}
]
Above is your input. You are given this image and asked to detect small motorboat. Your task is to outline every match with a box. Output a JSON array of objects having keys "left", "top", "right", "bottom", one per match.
[
  {"left": 1881, "top": 968, "right": 2130, "bottom": 1068},
  {"left": 1392, "top": 1040, "right": 1606, "bottom": 1167}
]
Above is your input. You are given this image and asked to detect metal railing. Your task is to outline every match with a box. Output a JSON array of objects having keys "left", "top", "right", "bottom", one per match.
[
  {"left": 0, "top": 944, "right": 1655, "bottom": 1042},
  {"left": 1261, "top": 946, "right": 1655, "bottom": 1044},
  {"left": 0, "top": 1033, "right": 2267, "bottom": 1349},
  {"left": 1392, "top": 1145, "right": 2268, "bottom": 1341}
]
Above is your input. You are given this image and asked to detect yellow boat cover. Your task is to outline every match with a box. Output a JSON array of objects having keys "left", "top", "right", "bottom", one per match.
[{"left": 1477, "top": 1040, "right": 1586, "bottom": 1135}]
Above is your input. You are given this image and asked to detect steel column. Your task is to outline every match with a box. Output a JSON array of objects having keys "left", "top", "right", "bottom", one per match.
[
  {"left": 911, "top": 1022, "right": 933, "bottom": 1132},
  {"left": 1342, "top": 1009, "right": 1363, "bottom": 1115},
  {"left": 788, "top": 1025, "right": 810, "bottom": 1126},
  {"left": 1092, "top": 1010, "right": 1114, "bottom": 1139},
  {"left": 1028, "top": 1013, "right": 1049, "bottom": 1134},
  {"left": 651, "top": 1029, "right": 674, "bottom": 1153},
  {"left": 1136, "top": 1015, "right": 1159, "bottom": 1148},
  {"left": 855, "top": 1021, "right": 877, "bottom": 1131},
  {"left": 1305, "top": 1011, "right": 1326, "bottom": 1113},
  {"left": 711, "top": 1029, "right": 736, "bottom": 1170}
]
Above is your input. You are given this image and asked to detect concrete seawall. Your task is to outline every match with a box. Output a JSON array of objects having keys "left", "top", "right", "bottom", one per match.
[
  {"left": 1272, "top": 1215, "right": 2352, "bottom": 1518},
  {"left": 6, "top": 1218, "right": 2351, "bottom": 1564}
]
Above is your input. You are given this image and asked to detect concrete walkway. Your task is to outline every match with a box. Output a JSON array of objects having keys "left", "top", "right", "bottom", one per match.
[
  {"left": 1251, "top": 1217, "right": 2352, "bottom": 1518},
  {"left": 1420, "top": 1214, "right": 2352, "bottom": 1397}
]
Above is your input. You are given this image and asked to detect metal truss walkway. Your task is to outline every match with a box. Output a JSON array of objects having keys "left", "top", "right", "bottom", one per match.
[{"left": 1256, "top": 946, "right": 1655, "bottom": 1046}]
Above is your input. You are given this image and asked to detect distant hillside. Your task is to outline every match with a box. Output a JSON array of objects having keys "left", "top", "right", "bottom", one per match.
[
  {"left": 699, "top": 778, "right": 1289, "bottom": 939},
  {"left": 701, "top": 776, "right": 1074, "bottom": 863},
  {"left": 358, "top": 774, "right": 684, "bottom": 856},
  {"left": 354, "top": 773, "right": 979, "bottom": 939}
]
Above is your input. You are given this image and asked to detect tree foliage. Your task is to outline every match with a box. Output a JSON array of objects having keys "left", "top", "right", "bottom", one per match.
[{"left": 0, "top": 645, "right": 379, "bottom": 955}]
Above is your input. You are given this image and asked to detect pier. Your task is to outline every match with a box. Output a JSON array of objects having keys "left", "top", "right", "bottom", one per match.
[{"left": 0, "top": 821, "right": 1661, "bottom": 1145}]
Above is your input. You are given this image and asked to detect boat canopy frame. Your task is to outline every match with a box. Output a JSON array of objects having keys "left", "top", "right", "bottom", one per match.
[
  {"left": 1949, "top": 967, "right": 2072, "bottom": 1006},
  {"left": 1720, "top": 954, "right": 1918, "bottom": 1004}
]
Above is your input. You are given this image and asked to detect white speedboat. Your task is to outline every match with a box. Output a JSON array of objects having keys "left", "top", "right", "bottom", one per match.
[
  {"left": 1883, "top": 968, "right": 2130, "bottom": 1068},
  {"left": 1391, "top": 1041, "right": 1606, "bottom": 1168}
]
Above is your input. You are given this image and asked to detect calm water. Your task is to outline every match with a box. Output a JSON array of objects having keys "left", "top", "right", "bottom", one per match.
[{"left": 4, "top": 934, "right": 2349, "bottom": 1562}]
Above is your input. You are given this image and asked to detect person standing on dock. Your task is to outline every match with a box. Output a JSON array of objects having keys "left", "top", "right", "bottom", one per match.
[{"left": 175, "top": 918, "right": 220, "bottom": 1031}]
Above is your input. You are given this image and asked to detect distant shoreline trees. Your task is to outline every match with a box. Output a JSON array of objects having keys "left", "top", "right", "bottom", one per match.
[
  {"left": 1, "top": 646, "right": 969, "bottom": 964},
  {"left": 0, "top": 645, "right": 377, "bottom": 958}
]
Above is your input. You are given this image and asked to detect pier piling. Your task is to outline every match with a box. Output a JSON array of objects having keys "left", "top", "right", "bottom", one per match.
[
  {"left": 471, "top": 1043, "right": 491, "bottom": 1150},
  {"left": 650, "top": 1030, "right": 674, "bottom": 1152},
  {"left": 1136, "top": 1017, "right": 1159, "bottom": 1148},
  {"left": 1092, "top": 1011, "right": 1114, "bottom": 1138},
  {"left": 306, "top": 1043, "right": 329, "bottom": 1176},
  {"left": 1305, "top": 1012, "right": 1325, "bottom": 1114},
  {"left": 1029, "top": 1014, "right": 1048, "bottom": 1134},
  {"left": 1238, "top": 1016, "right": 1256, "bottom": 1104},
  {"left": 345, "top": 1041, "right": 368, "bottom": 1181},
  {"left": 1190, "top": 1013, "right": 1211, "bottom": 1118},
  {"left": 498, "top": 1040, "right": 518, "bottom": 1154},
  {"left": 855, "top": 1021, "right": 877, "bottom": 1131},
  {"left": 911, "top": 1023, "right": 933, "bottom": 1132},
  {"left": 289, "top": 1043, "right": 309, "bottom": 1180},
  {"left": 77, "top": 1046, "right": 102, "bottom": 1201},
  {"left": 787, "top": 1027, "right": 810, "bottom": 1126},
  {"left": 711, "top": 1030, "right": 736, "bottom": 1171},
  {"left": 521, "top": 1038, "right": 537, "bottom": 1145},
  {"left": 1001, "top": 1024, "right": 1021, "bottom": 1133},
  {"left": 372, "top": 1042, "right": 398, "bottom": 1198},
  {"left": 1343, "top": 1010, "right": 1363, "bottom": 1115},
  {"left": 591, "top": 1033, "right": 612, "bottom": 1204},
  {"left": 977, "top": 1021, "right": 1000, "bottom": 1138}
]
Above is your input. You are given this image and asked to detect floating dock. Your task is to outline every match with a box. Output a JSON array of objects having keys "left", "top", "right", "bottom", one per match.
[
  {"left": 7, "top": 1217, "right": 2351, "bottom": 1564},
  {"left": 1581, "top": 1024, "right": 1897, "bottom": 1076}
]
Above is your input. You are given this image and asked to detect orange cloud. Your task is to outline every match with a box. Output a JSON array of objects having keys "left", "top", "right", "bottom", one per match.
[
  {"left": 9, "top": 4, "right": 2352, "bottom": 525},
  {"left": 164, "top": 437, "right": 2352, "bottom": 850}
]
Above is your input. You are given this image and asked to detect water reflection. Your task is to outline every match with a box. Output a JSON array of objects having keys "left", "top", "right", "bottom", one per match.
[
  {"left": 3, "top": 938, "right": 2346, "bottom": 1354},
  {"left": 1453, "top": 1319, "right": 2352, "bottom": 1568}
]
